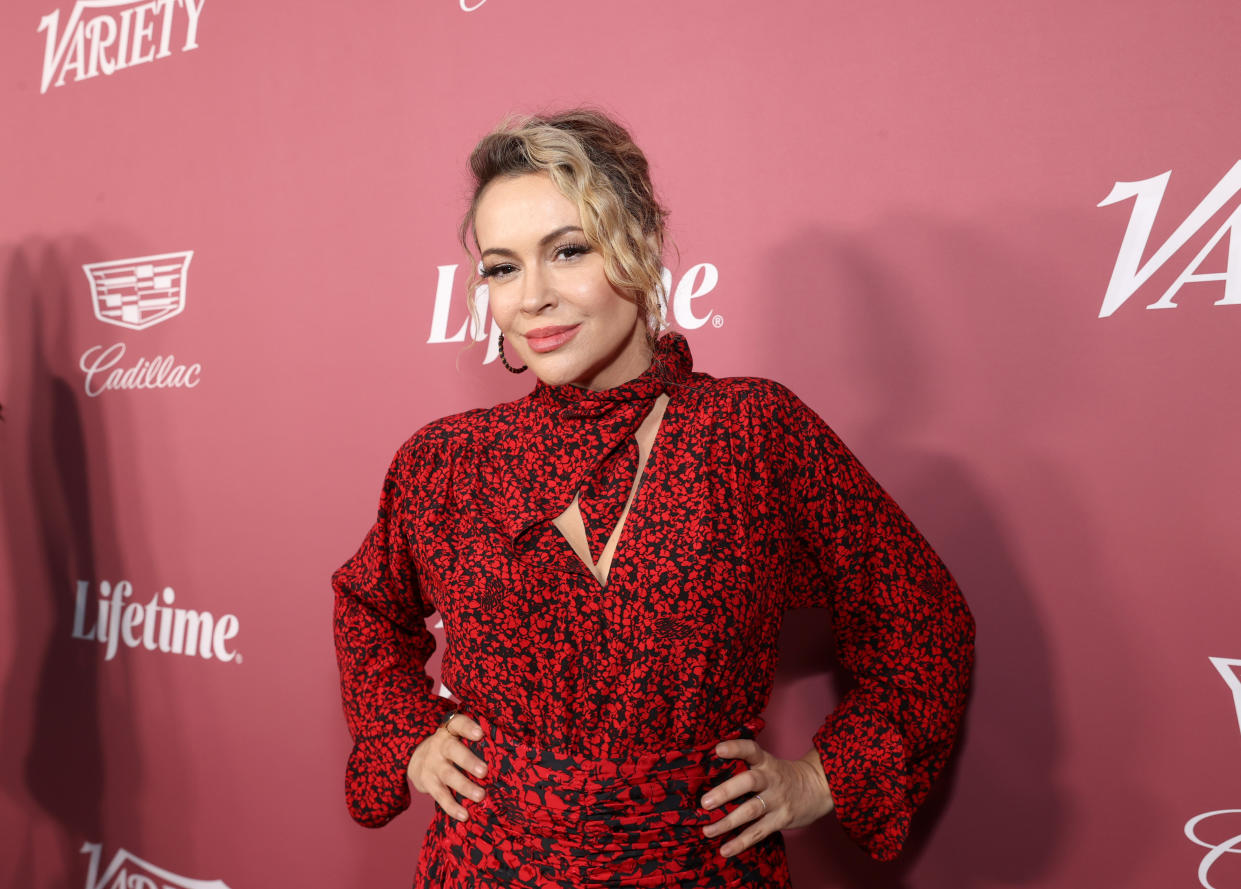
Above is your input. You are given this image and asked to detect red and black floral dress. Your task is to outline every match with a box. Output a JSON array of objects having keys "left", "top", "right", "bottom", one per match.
[{"left": 333, "top": 332, "right": 974, "bottom": 888}]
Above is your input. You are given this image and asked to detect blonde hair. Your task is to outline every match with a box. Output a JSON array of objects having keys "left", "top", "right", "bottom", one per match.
[{"left": 459, "top": 108, "right": 669, "bottom": 334}]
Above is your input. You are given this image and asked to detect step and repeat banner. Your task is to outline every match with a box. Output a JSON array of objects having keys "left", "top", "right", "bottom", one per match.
[{"left": 2, "top": 1, "right": 1239, "bottom": 887}]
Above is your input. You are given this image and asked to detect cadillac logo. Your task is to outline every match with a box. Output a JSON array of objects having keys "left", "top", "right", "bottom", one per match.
[{"left": 83, "top": 251, "right": 193, "bottom": 331}]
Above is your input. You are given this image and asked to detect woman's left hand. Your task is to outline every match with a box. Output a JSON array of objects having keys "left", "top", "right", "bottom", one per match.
[{"left": 699, "top": 741, "right": 835, "bottom": 858}]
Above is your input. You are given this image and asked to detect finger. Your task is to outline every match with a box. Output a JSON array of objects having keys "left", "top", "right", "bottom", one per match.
[
  {"left": 444, "top": 712, "right": 484, "bottom": 742},
  {"left": 719, "top": 809, "right": 779, "bottom": 858},
  {"left": 714, "top": 739, "right": 762, "bottom": 763},
  {"left": 429, "top": 776, "right": 472, "bottom": 822},
  {"left": 444, "top": 734, "right": 489, "bottom": 778},
  {"left": 702, "top": 793, "right": 769, "bottom": 839},
  {"left": 440, "top": 762, "right": 487, "bottom": 805},
  {"left": 700, "top": 769, "right": 763, "bottom": 810}
]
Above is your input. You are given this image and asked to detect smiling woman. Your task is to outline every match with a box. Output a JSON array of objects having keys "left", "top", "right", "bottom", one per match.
[
  {"left": 332, "top": 108, "right": 975, "bottom": 888},
  {"left": 474, "top": 173, "right": 650, "bottom": 390}
]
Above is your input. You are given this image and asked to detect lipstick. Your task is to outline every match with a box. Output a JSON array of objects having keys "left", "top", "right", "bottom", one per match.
[{"left": 524, "top": 324, "right": 580, "bottom": 354}]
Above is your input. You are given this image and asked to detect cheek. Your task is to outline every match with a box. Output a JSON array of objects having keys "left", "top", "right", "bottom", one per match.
[
  {"left": 606, "top": 297, "right": 641, "bottom": 335},
  {"left": 486, "top": 285, "right": 519, "bottom": 330},
  {"left": 580, "top": 283, "right": 638, "bottom": 325}
]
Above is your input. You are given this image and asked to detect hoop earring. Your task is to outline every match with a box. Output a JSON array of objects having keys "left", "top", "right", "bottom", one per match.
[{"left": 497, "top": 331, "right": 527, "bottom": 374}]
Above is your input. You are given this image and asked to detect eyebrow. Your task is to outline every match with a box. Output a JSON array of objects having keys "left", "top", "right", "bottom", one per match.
[{"left": 480, "top": 225, "right": 585, "bottom": 260}]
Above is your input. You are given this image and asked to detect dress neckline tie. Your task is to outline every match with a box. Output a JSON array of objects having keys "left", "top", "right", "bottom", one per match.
[{"left": 491, "top": 332, "right": 694, "bottom": 562}]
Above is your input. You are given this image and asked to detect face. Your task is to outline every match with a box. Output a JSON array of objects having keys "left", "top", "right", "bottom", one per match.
[{"left": 474, "top": 172, "right": 650, "bottom": 391}]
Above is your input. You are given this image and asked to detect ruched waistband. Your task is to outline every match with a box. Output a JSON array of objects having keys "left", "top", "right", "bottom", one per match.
[
  {"left": 475, "top": 711, "right": 763, "bottom": 839},
  {"left": 415, "top": 712, "right": 785, "bottom": 888}
]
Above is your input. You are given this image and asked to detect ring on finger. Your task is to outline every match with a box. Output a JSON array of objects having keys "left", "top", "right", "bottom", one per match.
[
  {"left": 441, "top": 709, "right": 460, "bottom": 730},
  {"left": 755, "top": 793, "right": 768, "bottom": 814}
]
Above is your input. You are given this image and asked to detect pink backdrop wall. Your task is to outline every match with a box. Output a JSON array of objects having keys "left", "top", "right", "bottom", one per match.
[{"left": 3, "top": 1, "right": 1240, "bottom": 887}]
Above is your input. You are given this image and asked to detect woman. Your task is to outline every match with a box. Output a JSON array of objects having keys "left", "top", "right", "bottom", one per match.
[{"left": 333, "top": 109, "right": 974, "bottom": 888}]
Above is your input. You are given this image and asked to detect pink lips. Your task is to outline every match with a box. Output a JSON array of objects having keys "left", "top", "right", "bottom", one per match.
[{"left": 524, "top": 324, "right": 580, "bottom": 354}]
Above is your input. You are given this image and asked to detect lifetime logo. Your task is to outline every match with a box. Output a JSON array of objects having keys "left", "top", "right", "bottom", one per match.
[
  {"left": 72, "top": 579, "right": 242, "bottom": 664},
  {"left": 81, "top": 842, "right": 231, "bottom": 889},
  {"left": 428, "top": 262, "right": 721, "bottom": 365},
  {"left": 38, "top": 0, "right": 206, "bottom": 94},
  {"left": 1097, "top": 161, "right": 1241, "bottom": 318}
]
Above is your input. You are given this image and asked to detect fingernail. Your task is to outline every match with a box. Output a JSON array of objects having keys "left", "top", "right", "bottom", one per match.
[
  {"left": 475, "top": 766, "right": 486, "bottom": 777},
  {"left": 456, "top": 812, "right": 468, "bottom": 821},
  {"left": 472, "top": 790, "right": 485, "bottom": 801},
  {"left": 701, "top": 795, "right": 716, "bottom": 808}
]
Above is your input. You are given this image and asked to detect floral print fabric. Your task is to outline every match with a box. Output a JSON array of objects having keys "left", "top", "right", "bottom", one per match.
[
  {"left": 413, "top": 711, "right": 788, "bottom": 887},
  {"left": 333, "top": 332, "right": 975, "bottom": 884}
]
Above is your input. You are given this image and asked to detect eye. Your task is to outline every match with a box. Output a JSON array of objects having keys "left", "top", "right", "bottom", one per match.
[
  {"left": 553, "top": 243, "right": 591, "bottom": 261},
  {"left": 480, "top": 262, "right": 517, "bottom": 280}
]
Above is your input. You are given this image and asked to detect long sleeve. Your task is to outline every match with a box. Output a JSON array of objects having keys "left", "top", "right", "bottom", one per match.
[
  {"left": 751, "top": 382, "right": 975, "bottom": 861},
  {"left": 332, "top": 438, "right": 456, "bottom": 827}
]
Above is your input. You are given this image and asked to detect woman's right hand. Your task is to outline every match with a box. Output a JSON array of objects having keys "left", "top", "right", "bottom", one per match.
[{"left": 407, "top": 711, "right": 489, "bottom": 821}]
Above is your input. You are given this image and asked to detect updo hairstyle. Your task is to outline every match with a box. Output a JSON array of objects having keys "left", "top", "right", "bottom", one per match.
[{"left": 460, "top": 108, "right": 669, "bottom": 333}]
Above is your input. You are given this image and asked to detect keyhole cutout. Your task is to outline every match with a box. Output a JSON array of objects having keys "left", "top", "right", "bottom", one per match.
[{"left": 552, "top": 394, "right": 670, "bottom": 588}]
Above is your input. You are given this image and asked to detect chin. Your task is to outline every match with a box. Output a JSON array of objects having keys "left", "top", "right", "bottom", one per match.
[{"left": 529, "top": 363, "right": 586, "bottom": 388}]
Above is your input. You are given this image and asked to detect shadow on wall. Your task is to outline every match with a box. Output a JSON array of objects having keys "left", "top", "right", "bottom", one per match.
[
  {"left": 0, "top": 240, "right": 144, "bottom": 887},
  {"left": 759, "top": 223, "right": 1068, "bottom": 889}
]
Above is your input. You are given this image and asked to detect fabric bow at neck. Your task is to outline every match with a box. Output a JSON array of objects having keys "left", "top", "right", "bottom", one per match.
[{"left": 505, "top": 332, "right": 693, "bottom": 563}]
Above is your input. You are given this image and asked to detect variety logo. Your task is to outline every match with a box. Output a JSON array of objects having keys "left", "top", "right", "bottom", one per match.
[
  {"left": 81, "top": 842, "right": 230, "bottom": 889},
  {"left": 1184, "top": 657, "right": 1241, "bottom": 889},
  {"left": 72, "top": 579, "right": 242, "bottom": 664},
  {"left": 427, "top": 262, "right": 721, "bottom": 364},
  {"left": 39, "top": 0, "right": 206, "bottom": 94},
  {"left": 1097, "top": 161, "right": 1241, "bottom": 318},
  {"left": 85, "top": 251, "right": 192, "bottom": 331},
  {"left": 459, "top": 0, "right": 489, "bottom": 10},
  {"left": 1215, "top": 656, "right": 1241, "bottom": 737},
  {"left": 78, "top": 251, "right": 203, "bottom": 397}
]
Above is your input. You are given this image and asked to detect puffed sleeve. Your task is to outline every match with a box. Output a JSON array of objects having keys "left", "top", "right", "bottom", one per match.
[
  {"left": 332, "top": 436, "right": 457, "bottom": 827},
  {"left": 751, "top": 381, "right": 974, "bottom": 861}
]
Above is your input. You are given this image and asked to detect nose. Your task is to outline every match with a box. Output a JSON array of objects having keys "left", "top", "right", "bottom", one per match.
[{"left": 519, "top": 262, "right": 556, "bottom": 315}]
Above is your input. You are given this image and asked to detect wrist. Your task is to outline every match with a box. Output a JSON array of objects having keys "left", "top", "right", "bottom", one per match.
[{"left": 798, "top": 748, "right": 835, "bottom": 810}]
